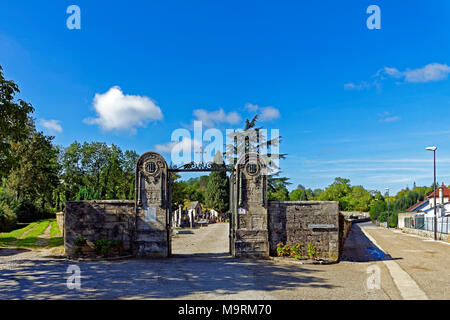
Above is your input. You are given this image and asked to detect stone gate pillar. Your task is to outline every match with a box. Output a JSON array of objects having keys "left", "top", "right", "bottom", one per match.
[
  {"left": 233, "top": 153, "right": 269, "bottom": 258},
  {"left": 134, "top": 152, "right": 170, "bottom": 257}
]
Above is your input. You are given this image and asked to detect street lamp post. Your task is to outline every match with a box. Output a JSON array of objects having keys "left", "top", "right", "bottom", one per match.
[
  {"left": 385, "top": 188, "right": 389, "bottom": 229},
  {"left": 426, "top": 146, "right": 438, "bottom": 241}
]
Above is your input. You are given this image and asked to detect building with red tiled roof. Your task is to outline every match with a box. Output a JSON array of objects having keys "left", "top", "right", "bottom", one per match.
[{"left": 407, "top": 184, "right": 450, "bottom": 218}]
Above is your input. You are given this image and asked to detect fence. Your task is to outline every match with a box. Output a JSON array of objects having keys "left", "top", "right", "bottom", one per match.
[{"left": 404, "top": 216, "right": 449, "bottom": 234}]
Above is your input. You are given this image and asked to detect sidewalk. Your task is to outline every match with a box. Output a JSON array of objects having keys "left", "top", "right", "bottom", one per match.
[{"left": 359, "top": 222, "right": 450, "bottom": 300}]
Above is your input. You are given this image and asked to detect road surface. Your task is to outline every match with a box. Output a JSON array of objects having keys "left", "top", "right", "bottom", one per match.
[{"left": 0, "top": 222, "right": 448, "bottom": 299}]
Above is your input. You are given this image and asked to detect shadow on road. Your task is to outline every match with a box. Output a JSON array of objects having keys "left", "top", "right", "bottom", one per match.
[
  {"left": 0, "top": 248, "right": 31, "bottom": 257},
  {"left": 340, "top": 223, "right": 401, "bottom": 263},
  {"left": 0, "top": 253, "right": 339, "bottom": 299}
]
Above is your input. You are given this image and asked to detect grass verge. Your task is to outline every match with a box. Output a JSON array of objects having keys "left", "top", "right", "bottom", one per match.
[{"left": 0, "top": 219, "right": 63, "bottom": 249}]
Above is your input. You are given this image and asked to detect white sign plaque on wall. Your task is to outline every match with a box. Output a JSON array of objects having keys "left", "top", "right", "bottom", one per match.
[
  {"left": 144, "top": 206, "right": 157, "bottom": 223},
  {"left": 308, "top": 224, "right": 335, "bottom": 229},
  {"left": 238, "top": 208, "right": 247, "bottom": 215}
]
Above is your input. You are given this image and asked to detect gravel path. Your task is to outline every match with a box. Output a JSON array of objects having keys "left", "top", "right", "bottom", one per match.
[{"left": 171, "top": 223, "right": 230, "bottom": 256}]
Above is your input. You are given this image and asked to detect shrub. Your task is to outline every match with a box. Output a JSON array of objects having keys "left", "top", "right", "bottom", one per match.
[
  {"left": 307, "top": 243, "right": 318, "bottom": 259},
  {"left": 73, "top": 236, "right": 87, "bottom": 247},
  {"left": 15, "top": 199, "right": 48, "bottom": 223},
  {"left": 0, "top": 202, "right": 17, "bottom": 232},
  {"left": 276, "top": 243, "right": 291, "bottom": 257},
  {"left": 94, "top": 239, "right": 111, "bottom": 256},
  {"left": 76, "top": 187, "right": 100, "bottom": 201},
  {"left": 290, "top": 243, "right": 304, "bottom": 260}
]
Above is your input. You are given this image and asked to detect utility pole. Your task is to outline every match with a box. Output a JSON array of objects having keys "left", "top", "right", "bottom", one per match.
[
  {"left": 426, "top": 146, "right": 438, "bottom": 240},
  {"left": 385, "top": 188, "right": 389, "bottom": 229}
]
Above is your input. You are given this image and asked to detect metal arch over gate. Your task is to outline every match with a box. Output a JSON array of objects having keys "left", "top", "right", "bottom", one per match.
[{"left": 134, "top": 151, "right": 269, "bottom": 259}]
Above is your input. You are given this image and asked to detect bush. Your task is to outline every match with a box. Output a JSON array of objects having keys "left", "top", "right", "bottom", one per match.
[
  {"left": 76, "top": 187, "right": 100, "bottom": 201},
  {"left": 0, "top": 202, "right": 17, "bottom": 232},
  {"left": 307, "top": 243, "right": 318, "bottom": 259},
  {"left": 15, "top": 199, "right": 51, "bottom": 223},
  {"left": 74, "top": 236, "right": 87, "bottom": 247}
]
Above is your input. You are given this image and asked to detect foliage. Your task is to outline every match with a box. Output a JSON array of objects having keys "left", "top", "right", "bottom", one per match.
[
  {"left": 171, "top": 173, "right": 209, "bottom": 210},
  {"left": 290, "top": 243, "right": 304, "bottom": 259},
  {"left": 74, "top": 236, "right": 87, "bottom": 247},
  {"left": 94, "top": 239, "right": 112, "bottom": 255},
  {"left": 277, "top": 242, "right": 318, "bottom": 260},
  {"left": 75, "top": 187, "right": 100, "bottom": 201},
  {"left": 289, "top": 188, "right": 308, "bottom": 201},
  {"left": 0, "top": 65, "right": 35, "bottom": 176},
  {"left": 369, "top": 197, "right": 386, "bottom": 222},
  {"left": 276, "top": 243, "right": 291, "bottom": 257},
  {"left": 7, "top": 132, "right": 60, "bottom": 212},
  {"left": 307, "top": 243, "right": 318, "bottom": 259},
  {"left": 205, "top": 172, "right": 229, "bottom": 213},
  {"left": 59, "top": 141, "right": 138, "bottom": 202},
  {"left": 93, "top": 238, "right": 124, "bottom": 256},
  {"left": 268, "top": 176, "right": 290, "bottom": 201}
]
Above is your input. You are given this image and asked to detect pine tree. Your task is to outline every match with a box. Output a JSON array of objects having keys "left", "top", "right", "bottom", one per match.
[{"left": 205, "top": 152, "right": 229, "bottom": 214}]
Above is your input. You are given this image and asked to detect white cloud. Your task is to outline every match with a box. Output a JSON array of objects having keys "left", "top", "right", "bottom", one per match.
[
  {"left": 378, "top": 111, "right": 400, "bottom": 123},
  {"left": 155, "top": 137, "right": 202, "bottom": 153},
  {"left": 344, "top": 81, "right": 373, "bottom": 90},
  {"left": 259, "top": 106, "right": 280, "bottom": 121},
  {"left": 39, "top": 119, "right": 63, "bottom": 133},
  {"left": 193, "top": 108, "right": 241, "bottom": 127},
  {"left": 346, "top": 63, "right": 450, "bottom": 90},
  {"left": 244, "top": 103, "right": 281, "bottom": 121},
  {"left": 378, "top": 64, "right": 450, "bottom": 83},
  {"left": 244, "top": 103, "right": 259, "bottom": 112},
  {"left": 84, "top": 86, "right": 163, "bottom": 133},
  {"left": 402, "top": 63, "right": 450, "bottom": 83}
]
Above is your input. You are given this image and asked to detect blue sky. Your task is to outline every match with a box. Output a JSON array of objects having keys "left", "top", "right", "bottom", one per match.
[{"left": 1, "top": 0, "right": 450, "bottom": 193}]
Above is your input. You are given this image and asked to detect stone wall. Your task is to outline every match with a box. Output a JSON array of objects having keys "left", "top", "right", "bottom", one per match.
[
  {"left": 339, "top": 214, "right": 354, "bottom": 257},
  {"left": 268, "top": 201, "right": 340, "bottom": 262},
  {"left": 64, "top": 200, "right": 135, "bottom": 256},
  {"left": 232, "top": 154, "right": 269, "bottom": 259},
  {"left": 56, "top": 212, "right": 64, "bottom": 236}
]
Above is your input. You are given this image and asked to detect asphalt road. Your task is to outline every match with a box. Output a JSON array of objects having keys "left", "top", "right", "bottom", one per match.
[{"left": 0, "top": 222, "right": 448, "bottom": 299}]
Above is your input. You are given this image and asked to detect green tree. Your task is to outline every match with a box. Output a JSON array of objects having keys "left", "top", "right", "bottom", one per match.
[
  {"left": 289, "top": 188, "right": 308, "bottom": 201},
  {"left": 0, "top": 65, "right": 35, "bottom": 176},
  {"left": 59, "top": 141, "right": 84, "bottom": 201},
  {"left": 7, "top": 132, "right": 60, "bottom": 210},
  {"left": 205, "top": 153, "right": 229, "bottom": 213},
  {"left": 171, "top": 172, "right": 188, "bottom": 210},
  {"left": 319, "top": 177, "right": 352, "bottom": 210},
  {"left": 344, "top": 185, "right": 372, "bottom": 212},
  {"left": 205, "top": 171, "right": 229, "bottom": 213},
  {"left": 369, "top": 199, "right": 387, "bottom": 222}
]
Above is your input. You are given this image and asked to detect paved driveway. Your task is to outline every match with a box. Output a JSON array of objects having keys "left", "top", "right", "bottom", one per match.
[{"left": 1, "top": 222, "right": 445, "bottom": 299}]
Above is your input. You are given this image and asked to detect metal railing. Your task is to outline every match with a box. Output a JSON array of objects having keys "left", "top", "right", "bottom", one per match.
[{"left": 404, "top": 216, "right": 449, "bottom": 234}]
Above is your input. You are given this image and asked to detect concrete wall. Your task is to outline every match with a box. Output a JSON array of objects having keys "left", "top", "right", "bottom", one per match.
[
  {"left": 397, "top": 212, "right": 416, "bottom": 228},
  {"left": 400, "top": 227, "right": 449, "bottom": 241},
  {"left": 268, "top": 201, "right": 340, "bottom": 262},
  {"left": 64, "top": 200, "right": 135, "bottom": 256}
]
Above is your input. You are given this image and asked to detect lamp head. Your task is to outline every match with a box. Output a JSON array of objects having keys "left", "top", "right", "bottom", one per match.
[{"left": 426, "top": 146, "right": 437, "bottom": 151}]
